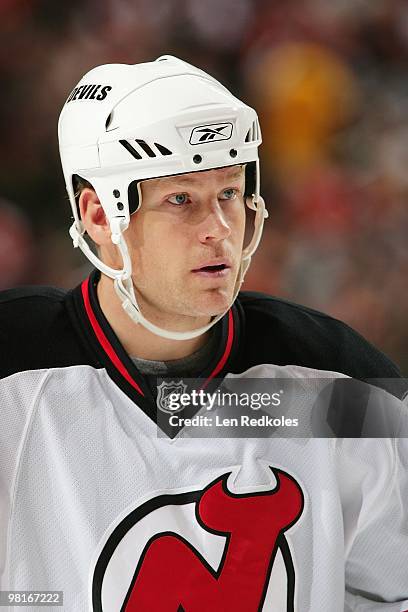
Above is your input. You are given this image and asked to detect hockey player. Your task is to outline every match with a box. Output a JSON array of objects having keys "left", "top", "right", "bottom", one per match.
[{"left": 0, "top": 56, "right": 407, "bottom": 610}]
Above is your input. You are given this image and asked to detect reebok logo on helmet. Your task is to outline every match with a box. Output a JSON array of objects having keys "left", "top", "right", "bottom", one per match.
[{"left": 190, "top": 122, "right": 233, "bottom": 145}]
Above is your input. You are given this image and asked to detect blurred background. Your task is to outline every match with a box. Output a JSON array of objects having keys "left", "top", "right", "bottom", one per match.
[{"left": 1, "top": 0, "right": 407, "bottom": 373}]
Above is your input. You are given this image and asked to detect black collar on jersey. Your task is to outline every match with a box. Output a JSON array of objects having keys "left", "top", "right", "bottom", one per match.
[{"left": 68, "top": 270, "right": 244, "bottom": 434}]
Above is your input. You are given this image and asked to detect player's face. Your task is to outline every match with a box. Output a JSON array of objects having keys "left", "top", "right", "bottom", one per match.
[{"left": 124, "top": 166, "right": 246, "bottom": 326}]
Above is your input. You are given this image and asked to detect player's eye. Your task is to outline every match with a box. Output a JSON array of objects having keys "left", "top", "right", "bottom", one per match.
[
  {"left": 167, "top": 193, "right": 190, "bottom": 206},
  {"left": 219, "top": 188, "right": 238, "bottom": 200}
]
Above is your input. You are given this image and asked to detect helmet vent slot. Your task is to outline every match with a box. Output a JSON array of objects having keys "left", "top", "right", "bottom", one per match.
[
  {"left": 245, "top": 120, "right": 260, "bottom": 143},
  {"left": 136, "top": 139, "right": 156, "bottom": 158},
  {"left": 119, "top": 139, "right": 173, "bottom": 160},
  {"left": 105, "top": 112, "right": 113, "bottom": 129},
  {"left": 154, "top": 142, "right": 173, "bottom": 156},
  {"left": 119, "top": 139, "right": 142, "bottom": 160}
]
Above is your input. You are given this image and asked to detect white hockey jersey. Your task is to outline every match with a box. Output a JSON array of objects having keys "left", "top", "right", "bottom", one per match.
[{"left": 0, "top": 271, "right": 407, "bottom": 611}]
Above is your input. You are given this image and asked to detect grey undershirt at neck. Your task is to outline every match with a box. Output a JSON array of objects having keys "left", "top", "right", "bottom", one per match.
[{"left": 131, "top": 328, "right": 219, "bottom": 380}]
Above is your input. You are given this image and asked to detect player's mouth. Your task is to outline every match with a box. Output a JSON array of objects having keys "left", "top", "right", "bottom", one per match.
[{"left": 192, "top": 259, "right": 232, "bottom": 278}]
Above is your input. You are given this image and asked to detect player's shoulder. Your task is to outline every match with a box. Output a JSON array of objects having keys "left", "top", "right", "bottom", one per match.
[
  {"left": 0, "top": 285, "right": 67, "bottom": 332},
  {"left": 237, "top": 290, "right": 404, "bottom": 391},
  {"left": 0, "top": 284, "right": 66, "bottom": 311},
  {"left": 239, "top": 290, "right": 355, "bottom": 333},
  {"left": 0, "top": 285, "right": 86, "bottom": 379},
  {"left": 239, "top": 290, "right": 334, "bottom": 316}
]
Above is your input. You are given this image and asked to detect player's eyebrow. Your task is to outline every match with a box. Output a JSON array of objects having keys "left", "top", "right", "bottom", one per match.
[{"left": 158, "top": 166, "right": 244, "bottom": 187}]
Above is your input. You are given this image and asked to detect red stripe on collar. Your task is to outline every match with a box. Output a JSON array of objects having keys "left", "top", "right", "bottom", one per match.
[
  {"left": 81, "top": 278, "right": 145, "bottom": 396},
  {"left": 203, "top": 308, "right": 234, "bottom": 387}
]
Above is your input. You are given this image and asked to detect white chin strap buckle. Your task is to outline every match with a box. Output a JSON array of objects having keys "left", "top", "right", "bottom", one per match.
[
  {"left": 110, "top": 217, "right": 128, "bottom": 245},
  {"left": 122, "top": 299, "right": 141, "bottom": 324},
  {"left": 69, "top": 222, "right": 82, "bottom": 248}
]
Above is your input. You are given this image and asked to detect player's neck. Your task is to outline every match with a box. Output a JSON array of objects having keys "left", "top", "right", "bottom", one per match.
[{"left": 96, "top": 275, "right": 211, "bottom": 361}]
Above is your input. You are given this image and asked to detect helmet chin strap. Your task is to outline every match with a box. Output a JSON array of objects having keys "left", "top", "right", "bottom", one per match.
[{"left": 112, "top": 195, "right": 268, "bottom": 341}]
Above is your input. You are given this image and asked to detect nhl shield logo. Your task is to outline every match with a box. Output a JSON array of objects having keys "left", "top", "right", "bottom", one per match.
[{"left": 157, "top": 380, "right": 187, "bottom": 413}]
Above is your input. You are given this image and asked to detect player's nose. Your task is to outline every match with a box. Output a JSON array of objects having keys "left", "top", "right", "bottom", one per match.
[{"left": 197, "top": 200, "right": 231, "bottom": 243}]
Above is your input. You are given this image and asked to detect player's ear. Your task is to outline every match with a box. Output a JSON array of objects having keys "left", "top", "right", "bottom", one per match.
[{"left": 79, "top": 188, "right": 111, "bottom": 246}]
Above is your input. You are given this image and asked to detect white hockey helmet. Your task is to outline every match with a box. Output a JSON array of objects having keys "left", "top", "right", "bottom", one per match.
[{"left": 58, "top": 55, "right": 268, "bottom": 341}]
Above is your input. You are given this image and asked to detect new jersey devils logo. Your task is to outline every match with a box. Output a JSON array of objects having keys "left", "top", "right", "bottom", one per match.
[{"left": 92, "top": 468, "right": 304, "bottom": 611}]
